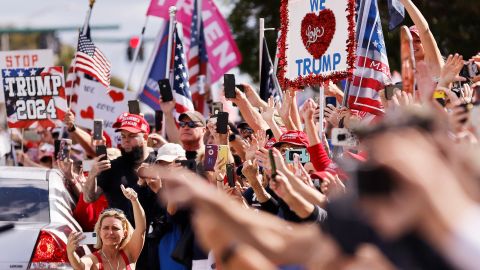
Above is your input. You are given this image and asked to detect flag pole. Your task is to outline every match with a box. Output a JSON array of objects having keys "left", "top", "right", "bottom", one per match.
[
  {"left": 123, "top": 16, "right": 150, "bottom": 91},
  {"left": 318, "top": 85, "right": 325, "bottom": 137},
  {"left": 259, "top": 18, "right": 265, "bottom": 83},
  {"left": 271, "top": 30, "right": 283, "bottom": 100},
  {"left": 68, "top": 0, "right": 96, "bottom": 109},
  {"left": 165, "top": 7, "right": 177, "bottom": 81}
]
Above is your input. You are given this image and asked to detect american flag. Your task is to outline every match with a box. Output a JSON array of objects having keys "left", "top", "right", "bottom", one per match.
[
  {"left": 259, "top": 37, "right": 281, "bottom": 103},
  {"left": 173, "top": 27, "right": 194, "bottom": 114},
  {"left": 187, "top": 0, "right": 209, "bottom": 115},
  {"left": 347, "top": 0, "right": 392, "bottom": 115},
  {"left": 72, "top": 29, "right": 111, "bottom": 90},
  {"left": 138, "top": 22, "right": 170, "bottom": 111}
]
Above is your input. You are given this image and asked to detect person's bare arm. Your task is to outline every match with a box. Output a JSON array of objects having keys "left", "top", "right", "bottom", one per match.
[
  {"left": 400, "top": 0, "right": 444, "bottom": 76},
  {"left": 242, "top": 84, "right": 269, "bottom": 111},
  {"left": 261, "top": 97, "right": 284, "bottom": 140},
  {"left": 289, "top": 89, "right": 303, "bottom": 132},
  {"left": 122, "top": 185, "right": 146, "bottom": 263},
  {"left": 227, "top": 88, "right": 270, "bottom": 132},
  {"left": 301, "top": 99, "right": 322, "bottom": 146},
  {"left": 221, "top": 243, "right": 277, "bottom": 270},
  {"left": 82, "top": 156, "right": 109, "bottom": 203},
  {"left": 242, "top": 160, "right": 271, "bottom": 203},
  {"left": 64, "top": 110, "right": 95, "bottom": 157},
  {"left": 160, "top": 99, "right": 181, "bottom": 144}
]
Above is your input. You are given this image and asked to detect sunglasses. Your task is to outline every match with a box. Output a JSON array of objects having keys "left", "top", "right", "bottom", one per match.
[
  {"left": 101, "top": 207, "right": 125, "bottom": 215},
  {"left": 179, "top": 121, "right": 201, "bottom": 128}
]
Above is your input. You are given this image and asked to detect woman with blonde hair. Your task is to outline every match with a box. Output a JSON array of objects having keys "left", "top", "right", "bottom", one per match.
[{"left": 67, "top": 184, "right": 146, "bottom": 270}]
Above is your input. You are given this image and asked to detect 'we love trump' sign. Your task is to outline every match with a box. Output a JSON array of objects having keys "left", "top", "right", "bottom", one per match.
[{"left": 277, "top": 0, "right": 356, "bottom": 88}]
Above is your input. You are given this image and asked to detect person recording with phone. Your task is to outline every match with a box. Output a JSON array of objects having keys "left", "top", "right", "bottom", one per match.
[
  {"left": 82, "top": 112, "right": 156, "bottom": 270},
  {"left": 67, "top": 184, "right": 146, "bottom": 270}
]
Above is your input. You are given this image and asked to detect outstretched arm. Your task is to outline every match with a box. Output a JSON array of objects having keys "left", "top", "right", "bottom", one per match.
[
  {"left": 122, "top": 185, "right": 146, "bottom": 263},
  {"left": 400, "top": 0, "right": 444, "bottom": 76}
]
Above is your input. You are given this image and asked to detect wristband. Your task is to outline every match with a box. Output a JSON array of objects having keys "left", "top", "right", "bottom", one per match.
[
  {"left": 67, "top": 125, "right": 76, "bottom": 132},
  {"left": 220, "top": 242, "right": 239, "bottom": 264}
]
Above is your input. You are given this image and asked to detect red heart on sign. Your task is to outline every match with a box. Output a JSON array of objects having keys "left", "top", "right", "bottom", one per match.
[
  {"left": 301, "top": 9, "right": 336, "bottom": 59},
  {"left": 80, "top": 106, "right": 94, "bottom": 120},
  {"left": 109, "top": 90, "right": 124, "bottom": 103}
]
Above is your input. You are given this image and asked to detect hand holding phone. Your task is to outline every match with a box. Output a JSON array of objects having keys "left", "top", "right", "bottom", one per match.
[
  {"left": 93, "top": 119, "right": 104, "bottom": 140},
  {"left": 268, "top": 149, "right": 277, "bottom": 179},
  {"left": 128, "top": 100, "right": 141, "bottom": 115},
  {"left": 216, "top": 112, "right": 229, "bottom": 134},
  {"left": 96, "top": 145, "right": 108, "bottom": 161},
  {"left": 158, "top": 79, "right": 174, "bottom": 102},
  {"left": 224, "top": 74, "right": 236, "bottom": 99},
  {"left": 226, "top": 163, "right": 235, "bottom": 187},
  {"left": 79, "top": 232, "right": 97, "bottom": 245}
]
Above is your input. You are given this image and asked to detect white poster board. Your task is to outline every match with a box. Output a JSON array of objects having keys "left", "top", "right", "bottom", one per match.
[
  {"left": 73, "top": 79, "right": 136, "bottom": 146},
  {"left": 277, "top": 0, "right": 355, "bottom": 88}
]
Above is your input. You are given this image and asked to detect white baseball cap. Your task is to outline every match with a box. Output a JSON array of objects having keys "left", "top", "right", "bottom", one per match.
[{"left": 155, "top": 143, "right": 186, "bottom": 162}]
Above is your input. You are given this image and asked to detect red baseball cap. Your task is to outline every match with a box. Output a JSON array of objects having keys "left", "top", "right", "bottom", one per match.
[
  {"left": 264, "top": 138, "right": 277, "bottom": 150},
  {"left": 409, "top": 25, "right": 420, "bottom": 38},
  {"left": 114, "top": 113, "right": 150, "bottom": 134},
  {"left": 273, "top": 130, "right": 310, "bottom": 148}
]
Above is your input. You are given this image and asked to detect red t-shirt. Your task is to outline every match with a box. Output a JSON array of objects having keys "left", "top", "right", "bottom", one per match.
[{"left": 73, "top": 193, "right": 108, "bottom": 231}]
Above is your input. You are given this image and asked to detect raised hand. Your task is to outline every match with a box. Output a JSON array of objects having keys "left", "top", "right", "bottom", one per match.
[
  {"left": 460, "top": 83, "right": 474, "bottom": 104},
  {"left": 159, "top": 98, "right": 176, "bottom": 115},
  {"left": 67, "top": 232, "right": 85, "bottom": 255},
  {"left": 438, "top": 54, "right": 465, "bottom": 87},
  {"left": 261, "top": 96, "right": 277, "bottom": 122},
  {"left": 276, "top": 90, "right": 293, "bottom": 121},
  {"left": 89, "top": 155, "right": 111, "bottom": 177},
  {"left": 121, "top": 184, "right": 138, "bottom": 201},
  {"left": 300, "top": 99, "right": 316, "bottom": 123},
  {"left": 269, "top": 171, "right": 295, "bottom": 199},
  {"left": 324, "top": 104, "right": 342, "bottom": 127},
  {"left": 58, "top": 158, "right": 75, "bottom": 180},
  {"left": 64, "top": 110, "right": 75, "bottom": 131}
]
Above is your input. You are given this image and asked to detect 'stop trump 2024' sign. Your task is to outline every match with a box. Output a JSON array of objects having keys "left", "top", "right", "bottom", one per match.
[{"left": 277, "top": 0, "right": 356, "bottom": 88}]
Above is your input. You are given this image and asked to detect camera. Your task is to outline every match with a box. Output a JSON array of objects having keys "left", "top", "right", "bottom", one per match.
[{"left": 331, "top": 128, "right": 358, "bottom": 147}]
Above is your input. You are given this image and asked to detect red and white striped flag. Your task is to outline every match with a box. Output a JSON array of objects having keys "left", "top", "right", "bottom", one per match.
[
  {"left": 187, "top": 0, "right": 209, "bottom": 115},
  {"left": 72, "top": 30, "right": 111, "bottom": 89}
]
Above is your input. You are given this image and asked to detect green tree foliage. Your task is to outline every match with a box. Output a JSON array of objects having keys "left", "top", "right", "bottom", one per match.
[{"left": 228, "top": 0, "right": 480, "bottom": 81}]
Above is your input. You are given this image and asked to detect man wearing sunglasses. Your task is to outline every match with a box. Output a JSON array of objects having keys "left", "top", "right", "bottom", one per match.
[{"left": 177, "top": 111, "right": 207, "bottom": 161}]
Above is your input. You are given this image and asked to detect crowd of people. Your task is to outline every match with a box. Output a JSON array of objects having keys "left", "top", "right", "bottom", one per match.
[{"left": 2, "top": 0, "right": 480, "bottom": 269}]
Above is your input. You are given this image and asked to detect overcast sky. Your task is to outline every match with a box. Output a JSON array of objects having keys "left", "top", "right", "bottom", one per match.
[{"left": 0, "top": 0, "right": 247, "bottom": 97}]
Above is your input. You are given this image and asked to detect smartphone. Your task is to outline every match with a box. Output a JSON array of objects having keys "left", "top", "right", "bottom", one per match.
[
  {"left": 331, "top": 128, "right": 358, "bottom": 147},
  {"left": 224, "top": 74, "right": 236, "bottom": 99},
  {"left": 57, "top": 139, "right": 72, "bottom": 161},
  {"left": 204, "top": 144, "right": 229, "bottom": 171},
  {"left": 82, "top": 160, "right": 94, "bottom": 172},
  {"left": 155, "top": 110, "right": 163, "bottom": 131},
  {"left": 79, "top": 232, "right": 97, "bottom": 245},
  {"left": 96, "top": 145, "right": 108, "bottom": 161},
  {"left": 54, "top": 139, "right": 61, "bottom": 160},
  {"left": 433, "top": 90, "right": 446, "bottom": 107},
  {"left": 325, "top": 97, "right": 337, "bottom": 107},
  {"left": 93, "top": 119, "right": 104, "bottom": 140},
  {"left": 158, "top": 79, "right": 173, "bottom": 102},
  {"left": 128, "top": 100, "right": 141, "bottom": 115},
  {"left": 235, "top": 84, "right": 245, "bottom": 92},
  {"left": 385, "top": 83, "right": 403, "bottom": 100},
  {"left": 216, "top": 112, "right": 229, "bottom": 134},
  {"left": 285, "top": 148, "right": 310, "bottom": 164},
  {"left": 268, "top": 149, "right": 277, "bottom": 179},
  {"left": 226, "top": 163, "right": 235, "bottom": 187},
  {"left": 23, "top": 130, "right": 41, "bottom": 142},
  {"left": 175, "top": 159, "right": 197, "bottom": 172},
  {"left": 211, "top": 102, "right": 223, "bottom": 116}
]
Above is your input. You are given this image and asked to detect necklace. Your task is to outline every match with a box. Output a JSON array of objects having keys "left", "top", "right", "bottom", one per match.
[{"left": 101, "top": 249, "right": 120, "bottom": 270}]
